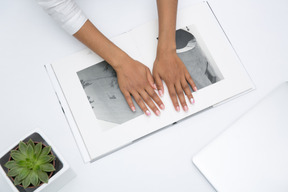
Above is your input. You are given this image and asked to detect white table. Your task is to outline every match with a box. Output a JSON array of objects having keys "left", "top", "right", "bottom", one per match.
[{"left": 1, "top": 0, "right": 287, "bottom": 191}]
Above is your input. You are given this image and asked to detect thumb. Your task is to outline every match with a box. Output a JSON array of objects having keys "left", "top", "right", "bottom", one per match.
[
  {"left": 153, "top": 73, "right": 164, "bottom": 97},
  {"left": 146, "top": 68, "right": 157, "bottom": 90}
]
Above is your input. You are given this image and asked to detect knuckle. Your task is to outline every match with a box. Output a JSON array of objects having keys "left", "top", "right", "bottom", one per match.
[
  {"left": 140, "top": 105, "right": 148, "bottom": 112},
  {"left": 183, "top": 88, "right": 192, "bottom": 96},
  {"left": 180, "top": 99, "right": 186, "bottom": 106},
  {"left": 187, "top": 75, "right": 193, "bottom": 82},
  {"left": 139, "top": 104, "right": 147, "bottom": 112},
  {"left": 169, "top": 91, "right": 177, "bottom": 98},
  {"left": 182, "top": 84, "right": 190, "bottom": 91},
  {"left": 145, "top": 97, "right": 155, "bottom": 107},
  {"left": 135, "top": 97, "right": 143, "bottom": 104},
  {"left": 153, "top": 96, "right": 162, "bottom": 106},
  {"left": 172, "top": 100, "right": 179, "bottom": 107},
  {"left": 176, "top": 89, "right": 183, "bottom": 95},
  {"left": 150, "top": 106, "right": 158, "bottom": 113},
  {"left": 156, "top": 85, "right": 163, "bottom": 91},
  {"left": 124, "top": 94, "right": 131, "bottom": 101},
  {"left": 141, "top": 94, "right": 150, "bottom": 102},
  {"left": 186, "top": 93, "right": 193, "bottom": 98},
  {"left": 150, "top": 91, "right": 158, "bottom": 99},
  {"left": 165, "top": 78, "right": 172, "bottom": 85}
]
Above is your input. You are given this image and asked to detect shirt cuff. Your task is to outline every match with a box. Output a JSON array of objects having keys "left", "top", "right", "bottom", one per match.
[{"left": 37, "top": 0, "right": 88, "bottom": 35}]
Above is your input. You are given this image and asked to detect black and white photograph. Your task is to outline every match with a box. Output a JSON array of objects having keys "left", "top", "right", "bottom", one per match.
[
  {"left": 176, "top": 26, "right": 223, "bottom": 89},
  {"left": 77, "top": 61, "right": 143, "bottom": 125}
]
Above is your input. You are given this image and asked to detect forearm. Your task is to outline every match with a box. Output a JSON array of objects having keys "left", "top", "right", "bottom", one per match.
[
  {"left": 156, "top": 0, "right": 178, "bottom": 52},
  {"left": 36, "top": 0, "right": 129, "bottom": 69},
  {"left": 73, "top": 20, "right": 130, "bottom": 70}
]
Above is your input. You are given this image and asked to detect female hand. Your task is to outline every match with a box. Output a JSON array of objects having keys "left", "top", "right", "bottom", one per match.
[
  {"left": 153, "top": 49, "right": 197, "bottom": 112},
  {"left": 115, "top": 57, "right": 165, "bottom": 116}
]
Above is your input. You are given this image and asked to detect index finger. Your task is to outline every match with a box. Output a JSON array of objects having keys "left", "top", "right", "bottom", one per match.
[
  {"left": 167, "top": 84, "right": 180, "bottom": 112},
  {"left": 123, "top": 91, "right": 136, "bottom": 112}
]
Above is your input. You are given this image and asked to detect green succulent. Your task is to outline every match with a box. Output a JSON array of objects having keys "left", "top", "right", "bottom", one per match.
[{"left": 4, "top": 139, "right": 55, "bottom": 189}]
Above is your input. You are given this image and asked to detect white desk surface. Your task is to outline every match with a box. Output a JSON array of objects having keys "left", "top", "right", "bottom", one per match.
[{"left": 1, "top": 0, "right": 287, "bottom": 191}]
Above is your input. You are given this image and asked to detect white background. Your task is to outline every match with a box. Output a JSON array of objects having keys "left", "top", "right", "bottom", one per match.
[{"left": 1, "top": 0, "right": 288, "bottom": 191}]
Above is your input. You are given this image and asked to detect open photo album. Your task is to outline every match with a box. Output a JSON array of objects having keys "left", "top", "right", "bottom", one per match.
[{"left": 45, "top": 2, "right": 254, "bottom": 162}]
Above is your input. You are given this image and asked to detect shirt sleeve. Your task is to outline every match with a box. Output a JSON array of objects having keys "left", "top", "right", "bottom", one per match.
[{"left": 36, "top": 0, "right": 88, "bottom": 35}]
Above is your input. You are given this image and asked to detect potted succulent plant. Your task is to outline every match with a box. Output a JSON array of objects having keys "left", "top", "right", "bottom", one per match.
[
  {"left": 4, "top": 139, "right": 56, "bottom": 189},
  {"left": 0, "top": 131, "right": 74, "bottom": 192}
]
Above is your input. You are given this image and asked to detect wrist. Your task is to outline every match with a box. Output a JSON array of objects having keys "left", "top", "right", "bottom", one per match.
[
  {"left": 108, "top": 50, "right": 131, "bottom": 71},
  {"left": 157, "top": 37, "right": 176, "bottom": 54},
  {"left": 156, "top": 43, "right": 176, "bottom": 57}
]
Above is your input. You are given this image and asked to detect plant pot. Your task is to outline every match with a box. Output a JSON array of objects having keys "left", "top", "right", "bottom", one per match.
[
  {"left": 0, "top": 130, "right": 75, "bottom": 192},
  {"left": 7, "top": 141, "right": 56, "bottom": 190}
]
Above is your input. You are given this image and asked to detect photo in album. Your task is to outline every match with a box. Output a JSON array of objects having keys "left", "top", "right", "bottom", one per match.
[{"left": 77, "top": 25, "right": 223, "bottom": 126}]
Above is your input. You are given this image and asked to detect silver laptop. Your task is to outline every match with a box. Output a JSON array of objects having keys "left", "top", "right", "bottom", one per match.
[{"left": 193, "top": 81, "right": 288, "bottom": 192}]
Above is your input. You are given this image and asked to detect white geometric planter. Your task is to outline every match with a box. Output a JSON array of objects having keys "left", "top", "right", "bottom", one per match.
[{"left": 0, "top": 130, "right": 75, "bottom": 192}]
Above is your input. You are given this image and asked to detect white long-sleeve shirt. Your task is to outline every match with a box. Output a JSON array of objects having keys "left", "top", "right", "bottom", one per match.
[{"left": 36, "top": 0, "right": 87, "bottom": 34}]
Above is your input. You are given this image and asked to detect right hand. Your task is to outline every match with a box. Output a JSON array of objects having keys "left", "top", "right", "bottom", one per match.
[
  {"left": 115, "top": 57, "right": 165, "bottom": 116},
  {"left": 153, "top": 49, "right": 197, "bottom": 112}
]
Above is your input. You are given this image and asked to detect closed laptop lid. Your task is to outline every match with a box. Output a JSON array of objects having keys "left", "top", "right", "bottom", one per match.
[{"left": 193, "top": 82, "right": 288, "bottom": 192}]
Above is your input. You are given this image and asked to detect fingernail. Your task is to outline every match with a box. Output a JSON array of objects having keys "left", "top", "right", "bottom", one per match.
[
  {"left": 153, "top": 84, "right": 157, "bottom": 89},
  {"left": 131, "top": 106, "right": 136, "bottom": 112},
  {"left": 176, "top": 106, "right": 180, "bottom": 112},
  {"left": 184, "top": 105, "right": 188, "bottom": 112},
  {"left": 190, "top": 98, "right": 195, "bottom": 104},
  {"left": 145, "top": 110, "right": 151, "bottom": 116},
  {"left": 160, "top": 104, "right": 165, "bottom": 110},
  {"left": 194, "top": 87, "right": 198, "bottom": 92},
  {"left": 158, "top": 90, "right": 163, "bottom": 97},
  {"left": 155, "top": 110, "right": 160, "bottom": 116}
]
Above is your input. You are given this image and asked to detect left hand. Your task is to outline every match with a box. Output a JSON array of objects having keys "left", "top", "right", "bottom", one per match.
[
  {"left": 152, "top": 49, "right": 197, "bottom": 112},
  {"left": 115, "top": 57, "right": 165, "bottom": 116}
]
